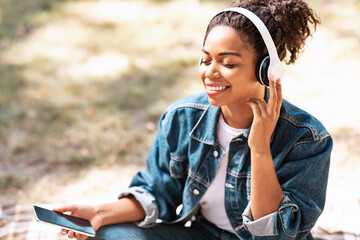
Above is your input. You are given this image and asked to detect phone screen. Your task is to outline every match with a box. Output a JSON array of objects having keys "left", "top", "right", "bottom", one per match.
[{"left": 33, "top": 205, "right": 96, "bottom": 237}]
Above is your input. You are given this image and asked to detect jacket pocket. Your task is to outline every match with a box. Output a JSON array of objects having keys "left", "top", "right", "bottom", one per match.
[{"left": 169, "top": 154, "right": 189, "bottom": 179}]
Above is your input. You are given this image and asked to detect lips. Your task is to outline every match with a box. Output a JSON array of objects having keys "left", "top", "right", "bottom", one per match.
[{"left": 205, "top": 84, "right": 229, "bottom": 97}]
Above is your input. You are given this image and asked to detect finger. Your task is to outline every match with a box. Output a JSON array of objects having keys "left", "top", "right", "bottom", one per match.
[
  {"left": 246, "top": 99, "right": 260, "bottom": 116},
  {"left": 74, "top": 232, "right": 87, "bottom": 240},
  {"left": 246, "top": 99, "right": 264, "bottom": 117},
  {"left": 275, "top": 79, "right": 282, "bottom": 113},
  {"left": 252, "top": 98, "right": 268, "bottom": 117},
  {"left": 268, "top": 75, "right": 278, "bottom": 113},
  {"left": 60, "top": 229, "right": 68, "bottom": 236},
  {"left": 68, "top": 230, "right": 75, "bottom": 239},
  {"left": 53, "top": 205, "right": 78, "bottom": 214}
]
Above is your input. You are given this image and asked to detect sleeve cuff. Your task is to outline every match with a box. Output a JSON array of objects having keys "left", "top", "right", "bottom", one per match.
[
  {"left": 242, "top": 202, "right": 278, "bottom": 236},
  {"left": 242, "top": 195, "right": 299, "bottom": 237},
  {"left": 118, "top": 186, "right": 159, "bottom": 228}
]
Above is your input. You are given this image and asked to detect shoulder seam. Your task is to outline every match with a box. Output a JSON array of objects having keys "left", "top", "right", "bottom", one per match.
[
  {"left": 279, "top": 113, "right": 330, "bottom": 141},
  {"left": 293, "top": 135, "right": 332, "bottom": 147},
  {"left": 165, "top": 102, "right": 208, "bottom": 116}
]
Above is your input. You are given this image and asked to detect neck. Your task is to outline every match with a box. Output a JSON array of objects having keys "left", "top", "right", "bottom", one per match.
[
  {"left": 221, "top": 103, "right": 254, "bottom": 129},
  {"left": 220, "top": 87, "right": 266, "bottom": 129}
]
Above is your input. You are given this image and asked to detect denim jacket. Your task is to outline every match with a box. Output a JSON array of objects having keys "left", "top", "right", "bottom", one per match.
[{"left": 119, "top": 92, "right": 332, "bottom": 239}]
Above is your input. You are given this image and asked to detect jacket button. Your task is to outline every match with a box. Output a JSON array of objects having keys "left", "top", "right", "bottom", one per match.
[
  {"left": 213, "top": 150, "right": 219, "bottom": 157},
  {"left": 193, "top": 189, "right": 200, "bottom": 195}
]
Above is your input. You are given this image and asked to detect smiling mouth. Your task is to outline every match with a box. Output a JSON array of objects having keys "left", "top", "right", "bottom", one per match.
[
  {"left": 206, "top": 85, "right": 229, "bottom": 91},
  {"left": 205, "top": 85, "right": 229, "bottom": 97},
  {"left": 207, "top": 86, "right": 228, "bottom": 91}
]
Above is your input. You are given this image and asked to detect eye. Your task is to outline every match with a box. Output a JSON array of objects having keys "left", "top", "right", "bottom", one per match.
[
  {"left": 200, "top": 59, "right": 212, "bottom": 65},
  {"left": 223, "top": 63, "right": 237, "bottom": 68}
]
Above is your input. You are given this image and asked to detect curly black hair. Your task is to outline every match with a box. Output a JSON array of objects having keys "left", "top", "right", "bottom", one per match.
[{"left": 204, "top": 0, "right": 320, "bottom": 65}]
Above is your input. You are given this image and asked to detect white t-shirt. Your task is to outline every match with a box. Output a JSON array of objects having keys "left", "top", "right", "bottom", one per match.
[{"left": 199, "top": 114, "right": 246, "bottom": 233}]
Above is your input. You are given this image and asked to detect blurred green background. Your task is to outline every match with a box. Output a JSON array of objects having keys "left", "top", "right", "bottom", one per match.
[{"left": 0, "top": 0, "right": 359, "bottom": 233}]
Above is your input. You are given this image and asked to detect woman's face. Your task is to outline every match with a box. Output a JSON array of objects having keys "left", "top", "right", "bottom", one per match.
[{"left": 199, "top": 26, "right": 264, "bottom": 108}]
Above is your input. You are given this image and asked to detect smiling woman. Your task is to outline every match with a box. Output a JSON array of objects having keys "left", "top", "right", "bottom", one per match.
[{"left": 54, "top": 1, "right": 333, "bottom": 240}]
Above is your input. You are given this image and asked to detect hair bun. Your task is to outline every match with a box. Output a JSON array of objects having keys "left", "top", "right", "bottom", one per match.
[{"left": 234, "top": 0, "right": 320, "bottom": 64}]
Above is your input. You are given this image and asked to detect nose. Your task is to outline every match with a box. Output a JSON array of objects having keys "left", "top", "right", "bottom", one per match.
[{"left": 204, "top": 62, "right": 220, "bottom": 80}]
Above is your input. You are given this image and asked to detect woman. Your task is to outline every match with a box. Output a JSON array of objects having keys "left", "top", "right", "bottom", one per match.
[{"left": 56, "top": 0, "right": 332, "bottom": 239}]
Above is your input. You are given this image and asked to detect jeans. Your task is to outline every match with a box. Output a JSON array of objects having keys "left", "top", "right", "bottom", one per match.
[{"left": 89, "top": 217, "right": 239, "bottom": 240}]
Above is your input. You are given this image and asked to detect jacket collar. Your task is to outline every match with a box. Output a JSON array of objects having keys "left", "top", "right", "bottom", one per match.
[{"left": 189, "top": 103, "right": 220, "bottom": 146}]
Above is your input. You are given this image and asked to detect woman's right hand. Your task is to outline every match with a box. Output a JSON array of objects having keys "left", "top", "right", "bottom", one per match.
[
  {"left": 53, "top": 205, "right": 103, "bottom": 240},
  {"left": 54, "top": 197, "right": 146, "bottom": 239}
]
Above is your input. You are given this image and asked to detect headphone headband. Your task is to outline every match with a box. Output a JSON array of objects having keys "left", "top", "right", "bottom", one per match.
[{"left": 203, "top": 7, "right": 284, "bottom": 83}]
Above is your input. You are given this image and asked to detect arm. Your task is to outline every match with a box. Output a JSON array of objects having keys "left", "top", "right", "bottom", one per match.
[
  {"left": 54, "top": 196, "right": 145, "bottom": 240},
  {"left": 94, "top": 196, "right": 145, "bottom": 226},
  {"left": 242, "top": 136, "right": 332, "bottom": 239},
  {"left": 250, "top": 151, "right": 284, "bottom": 220},
  {"left": 246, "top": 76, "right": 284, "bottom": 220},
  {"left": 245, "top": 77, "right": 332, "bottom": 238}
]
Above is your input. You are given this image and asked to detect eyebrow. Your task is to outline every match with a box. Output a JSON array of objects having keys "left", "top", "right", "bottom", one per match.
[{"left": 202, "top": 49, "right": 241, "bottom": 57}]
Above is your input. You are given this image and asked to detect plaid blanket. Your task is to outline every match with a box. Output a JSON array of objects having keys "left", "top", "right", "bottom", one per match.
[
  {"left": 1, "top": 204, "right": 359, "bottom": 240},
  {"left": 0, "top": 204, "right": 68, "bottom": 240}
]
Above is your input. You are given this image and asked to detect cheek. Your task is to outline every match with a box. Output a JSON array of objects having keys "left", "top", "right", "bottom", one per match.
[
  {"left": 246, "top": 62, "right": 258, "bottom": 82},
  {"left": 231, "top": 65, "right": 257, "bottom": 84},
  {"left": 226, "top": 69, "right": 259, "bottom": 93},
  {"left": 221, "top": 68, "right": 245, "bottom": 84},
  {"left": 198, "top": 66, "right": 206, "bottom": 83}
]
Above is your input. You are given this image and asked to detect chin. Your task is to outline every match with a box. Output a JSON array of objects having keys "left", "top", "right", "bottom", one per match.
[{"left": 207, "top": 97, "right": 224, "bottom": 107}]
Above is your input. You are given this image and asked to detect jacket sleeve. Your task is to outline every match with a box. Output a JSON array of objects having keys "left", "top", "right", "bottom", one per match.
[
  {"left": 119, "top": 110, "right": 187, "bottom": 227},
  {"left": 242, "top": 134, "right": 333, "bottom": 239}
]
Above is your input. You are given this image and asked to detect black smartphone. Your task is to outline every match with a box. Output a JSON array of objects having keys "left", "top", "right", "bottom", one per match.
[{"left": 32, "top": 205, "right": 96, "bottom": 237}]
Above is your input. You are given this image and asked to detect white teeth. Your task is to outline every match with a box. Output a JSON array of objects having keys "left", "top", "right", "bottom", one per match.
[{"left": 207, "top": 86, "right": 226, "bottom": 91}]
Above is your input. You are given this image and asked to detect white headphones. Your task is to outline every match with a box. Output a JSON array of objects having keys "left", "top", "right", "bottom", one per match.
[{"left": 201, "top": 7, "right": 284, "bottom": 86}]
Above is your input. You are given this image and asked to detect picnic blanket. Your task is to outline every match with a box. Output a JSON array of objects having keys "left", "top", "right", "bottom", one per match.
[
  {"left": 1, "top": 204, "right": 359, "bottom": 240},
  {"left": 0, "top": 204, "right": 68, "bottom": 240}
]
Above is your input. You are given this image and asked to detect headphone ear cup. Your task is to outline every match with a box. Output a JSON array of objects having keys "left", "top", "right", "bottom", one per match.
[{"left": 256, "top": 56, "right": 270, "bottom": 86}]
